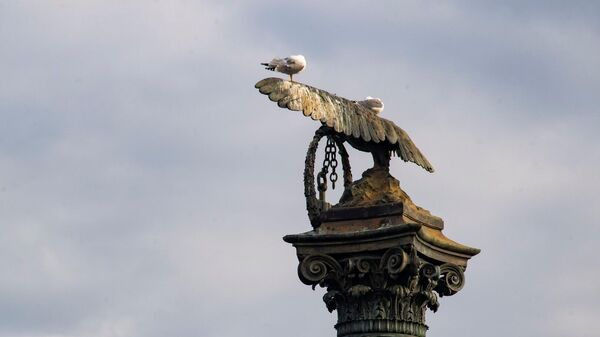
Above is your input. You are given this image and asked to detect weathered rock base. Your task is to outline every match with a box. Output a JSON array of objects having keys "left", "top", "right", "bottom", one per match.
[{"left": 333, "top": 167, "right": 443, "bottom": 230}]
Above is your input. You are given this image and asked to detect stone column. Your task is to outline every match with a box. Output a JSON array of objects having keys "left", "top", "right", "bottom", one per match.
[{"left": 284, "top": 204, "right": 479, "bottom": 337}]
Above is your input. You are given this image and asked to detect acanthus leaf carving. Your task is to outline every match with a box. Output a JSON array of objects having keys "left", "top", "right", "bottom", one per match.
[
  {"left": 298, "top": 248, "right": 468, "bottom": 337},
  {"left": 348, "top": 284, "right": 372, "bottom": 297}
]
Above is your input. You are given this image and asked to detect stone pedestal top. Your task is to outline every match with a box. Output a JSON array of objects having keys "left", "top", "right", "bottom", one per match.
[{"left": 285, "top": 203, "right": 480, "bottom": 268}]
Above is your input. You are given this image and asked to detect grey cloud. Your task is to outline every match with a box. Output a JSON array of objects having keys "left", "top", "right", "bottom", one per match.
[{"left": 0, "top": 1, "right": 598, "bottom": 337}]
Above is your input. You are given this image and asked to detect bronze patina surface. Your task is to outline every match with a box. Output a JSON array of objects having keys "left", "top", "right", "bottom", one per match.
[{"left": 256, "top": 77, "right": 480, "bottom": 337}]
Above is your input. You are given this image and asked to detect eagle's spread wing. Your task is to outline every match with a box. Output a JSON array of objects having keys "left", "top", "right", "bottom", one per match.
[{"left": 255, "top": 77, "right": 433, "bottom": 172}]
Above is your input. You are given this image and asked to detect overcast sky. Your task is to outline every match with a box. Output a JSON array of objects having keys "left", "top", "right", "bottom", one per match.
[{"left": 1, "top": 1, "right": 599, "bottom": 337}]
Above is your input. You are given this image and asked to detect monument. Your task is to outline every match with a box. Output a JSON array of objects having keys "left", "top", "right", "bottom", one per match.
[{"left": 255, "top": 77, "right": 480, "bottom": 337}]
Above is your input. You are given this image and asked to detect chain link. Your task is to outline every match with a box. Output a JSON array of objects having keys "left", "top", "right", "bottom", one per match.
[{"left": 319, "top": 137, "right": 339, "bottom": 191}]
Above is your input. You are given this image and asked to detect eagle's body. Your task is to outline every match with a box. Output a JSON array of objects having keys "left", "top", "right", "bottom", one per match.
[
  {"left": 255, "top": 77, "right": 433, "bottom": 173},
  {"left": 261, "top": 55, "right": 306, "bottom": 82}
]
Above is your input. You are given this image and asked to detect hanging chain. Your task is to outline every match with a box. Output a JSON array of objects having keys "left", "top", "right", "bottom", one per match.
[
  {"left": 328, "top": 138, "right": 338, "bottom": 189},
  {"left": 318, "top": 137, "right": 338, "bottom": 190}
]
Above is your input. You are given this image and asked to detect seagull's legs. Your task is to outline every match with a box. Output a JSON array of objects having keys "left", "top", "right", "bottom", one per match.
[{"left": 289, "top": 74, "right": 293, "bottom": 82}]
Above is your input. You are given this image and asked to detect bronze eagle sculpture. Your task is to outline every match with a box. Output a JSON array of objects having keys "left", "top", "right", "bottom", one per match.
[{"left": 255, "top": 77, "right": 434, "bottom": 173}]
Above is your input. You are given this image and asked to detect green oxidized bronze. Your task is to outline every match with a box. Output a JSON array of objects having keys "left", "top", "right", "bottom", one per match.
[{"left": 256, "top": 77, "right": 480, "bottom": 337}]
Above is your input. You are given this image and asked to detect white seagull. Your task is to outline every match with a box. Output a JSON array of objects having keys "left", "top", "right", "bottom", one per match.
[
  {"left": 356, "top": 96, "right": 384, "bottom": 114},
  {"left": 261, "top": 55, "right": 306, "bottom": 82}
]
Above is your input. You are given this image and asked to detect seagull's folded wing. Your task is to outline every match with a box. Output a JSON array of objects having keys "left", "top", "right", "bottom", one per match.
[
  {"left": 255, "top": 77, "right": 433, "bottom": 172},
  {"left": 360, "top": 98, "right": 384, "bottom": 111}
]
